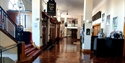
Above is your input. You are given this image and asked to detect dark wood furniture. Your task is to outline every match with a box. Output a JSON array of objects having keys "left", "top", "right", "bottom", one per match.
[
  {"left": 93, "top": 38, "right": 124, "bottom": 57},
  {"left": 57, "top": 22, "right": 61, "bottom": 38},
  {"left": 71, "top": 29, "right": 77, "bottom": 42},
  {"left": 42, "top": 12, "right": 49, "bottom": 46},
  {"left": 50, "top": 18, "right": 58, "bottom": 42}
]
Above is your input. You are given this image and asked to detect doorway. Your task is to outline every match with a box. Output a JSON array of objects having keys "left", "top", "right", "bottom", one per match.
[{"left": 92, "top": 23, "right": 101, "bottom": 36}]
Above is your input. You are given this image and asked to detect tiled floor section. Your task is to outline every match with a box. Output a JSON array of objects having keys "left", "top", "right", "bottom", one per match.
[{"left": 33, "top": 37, "right": 125, "bottom": 63}]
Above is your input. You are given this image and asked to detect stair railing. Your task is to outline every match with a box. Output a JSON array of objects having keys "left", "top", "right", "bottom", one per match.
[{"left": 0, "top": 6, "right": 17, "bottom": 40}]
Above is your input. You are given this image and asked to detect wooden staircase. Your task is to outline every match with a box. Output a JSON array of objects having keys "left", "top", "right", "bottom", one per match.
[{"left": 17, "top": 43, "right": 41, "bottom": 63}]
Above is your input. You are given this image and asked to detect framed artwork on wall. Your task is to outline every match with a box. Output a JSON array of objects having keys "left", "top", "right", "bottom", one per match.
[
  {"left": 112, "top": 17, "right": 118, "bottom": 29},
  {"left": 102, "top": 13, "right": 105, "bottom": 22},
  {"left": 106, "top": 15, "right": 110, "bottom": 25},
  {"left": 86, "top": 28, "right": 90, "bottom": 35}
]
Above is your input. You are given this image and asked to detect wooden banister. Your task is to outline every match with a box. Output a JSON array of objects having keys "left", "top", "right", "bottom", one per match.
[{"left": 18, "top": 42, "right": 26, "bottom": 60}]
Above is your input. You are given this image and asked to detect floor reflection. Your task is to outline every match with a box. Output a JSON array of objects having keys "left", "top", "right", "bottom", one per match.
[
  {"left": 33, "top": 37, "right": 125, "bottom": 63},
  {"left": 38, "top": 37, "right": 81, "bottom": 63}
]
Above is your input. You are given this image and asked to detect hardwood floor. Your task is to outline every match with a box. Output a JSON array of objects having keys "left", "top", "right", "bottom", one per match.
[{"left": 33, "top": 37, "right": 125, "bottom": 63}]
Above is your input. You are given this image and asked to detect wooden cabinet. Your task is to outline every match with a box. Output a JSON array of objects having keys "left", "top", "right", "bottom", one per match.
[
  {"left": 57, "top": 22, "right": 61, "bottom": 38},
  {"left": 71, "top": 29, "right": 77, "bottom": 42},
  {"left": 50, "top": 24, "right": 56, "bottom": 42},
  {"left": 7, "top": 10, "right": 32, "bottom": 32},
  {"left": 93, "top": 38, "right": 124, "bottom": 57},
  {"left": 42, "top": 21, "right": 48, "bottom": 45}
]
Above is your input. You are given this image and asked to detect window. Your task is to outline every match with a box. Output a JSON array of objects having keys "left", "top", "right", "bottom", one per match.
[{"left": 8, "top": 0, "right": 25, "bottom": 10}]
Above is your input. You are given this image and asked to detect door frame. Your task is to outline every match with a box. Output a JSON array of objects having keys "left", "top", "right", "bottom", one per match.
[{"left": 92, "top": 23, "right": 101, "bottom": 36}]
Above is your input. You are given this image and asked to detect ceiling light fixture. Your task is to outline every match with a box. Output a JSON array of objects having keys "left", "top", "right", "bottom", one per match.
[
  {"left": 67, "top": 5, "right": 68, "bottom": 15},
  {"left": 67, "top": 12, "right": 68, "bottom": 15}
]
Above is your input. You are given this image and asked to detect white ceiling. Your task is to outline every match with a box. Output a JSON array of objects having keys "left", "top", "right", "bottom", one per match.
[
  {"left": 55, "top": 0, "right": 103, "bottom": 16},
  {"left": 27, "top": 0, "right": 103, "bottom": 16},
  {"left": 55, "top": 0, "right": 84, "bottom": 16}
]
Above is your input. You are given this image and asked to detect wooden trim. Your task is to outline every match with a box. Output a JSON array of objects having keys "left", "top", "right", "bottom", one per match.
[
  {"left": 50, "top": 18, "right": 58, "bottom": 24},
  {"left": 42, "top": 12, "right": 50, "bottom": 18},
  {"left": 123, "top": 19, "right": 125, "bottom": 57},
  {"left": 93, "top": 23, "right": 101, "bottom": 27},
  {"left": 0, "top": 28, "right": 17, "bottom": 43},
  {"left": 19, "top": 42, "right": 26, "bottom": 60},
  {"left": 83, "top": 49, "right": 91, "bottom": 54}
]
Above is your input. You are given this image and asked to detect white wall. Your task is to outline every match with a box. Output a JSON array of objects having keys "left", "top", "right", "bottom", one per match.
[
  {"left": 0, "top": 31, "right": 16, "bottom": 47},
  {"left": 0, "top": 0, "right": 9, "bottom": 11},
  {"left": 84, "top": 22, "right": 92, "bottom": 49},
  {"left": 83, "top": 0, "right": 93, "bottom": 50},
  {"left": 22, "top": 0, "right": 32, "bottom": 10},
  {"left": 32, "top": 0, "right": 42, "bottom": 47},
  {"left": 124, "top": 0, "right": 125, "bottom": 17},
  {"left": 42, "top": 0, "right": 47, "bottom": 12},
  {"left": 0, "top": 0, "right": 31, "bottom": 11},
  {"left": 92, "top": 0, "right": 124, "bottom": 37}
]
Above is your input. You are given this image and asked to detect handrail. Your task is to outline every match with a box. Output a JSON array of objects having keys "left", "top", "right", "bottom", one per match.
[
  {"left": 0, "top": 42, "right": 20, "bottom": 54},
  {"left": 2, "top": 43, "right": 17, "bottom": 49},
  {"left": 0, "top": 42, "right": 20, "bottom": 53},
  {"left": 0, "top": 6, "right": 17, "bottom": 27},
  {"left": 0, "top": 6, "right": 17, "bottom": 40}
]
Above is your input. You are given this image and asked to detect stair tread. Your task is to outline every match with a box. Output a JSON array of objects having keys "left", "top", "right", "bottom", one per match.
[
  {"left": 20, "top": 50, "right": 40, "bottom": 62},
  {"left": 27, "top": 49, "right": 40, "bottom": 57},
  {"left": 25, "top": 47, "right": 36, "bottom": 55},
  {"left": 25, "top": 44, "right": 32, "bottom": 49},
  {"left": 27, "top": 50, "right": 36, "bottom": 57},
  {"left": 25, "top": 47, "right": 32, "bottom": 52}
]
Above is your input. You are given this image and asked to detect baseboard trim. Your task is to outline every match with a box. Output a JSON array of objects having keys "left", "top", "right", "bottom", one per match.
[{"left": 83, "top": 49, "right": 91, "bottom": 54}]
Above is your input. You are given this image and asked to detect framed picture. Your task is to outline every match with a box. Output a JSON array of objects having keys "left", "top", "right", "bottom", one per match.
[
  {"left": 112, "top": 17, "right": 118, "bottom": 29},
  {"left": 102, "top": 13, "right": 105, "bottom": 22},
  {"left": 106, "top": 15, "right": 110, "bottom": 25},
  {"left": 86, "top": 28, "right": 90, "bottom": 35}
]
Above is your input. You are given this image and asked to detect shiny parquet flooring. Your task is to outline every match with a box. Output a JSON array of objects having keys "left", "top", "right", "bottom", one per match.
[
  {"left": 40, "top": 37, "right": 80, "bottom": 63},
  {"left": 33, "top": 37, "right": 125, "bottom": 63}
]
